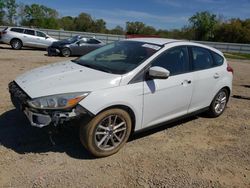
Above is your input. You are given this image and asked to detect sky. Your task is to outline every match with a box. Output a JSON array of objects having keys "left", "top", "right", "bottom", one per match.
[{"left": 17, "top": 0, "right": 250, "bottom": 29}]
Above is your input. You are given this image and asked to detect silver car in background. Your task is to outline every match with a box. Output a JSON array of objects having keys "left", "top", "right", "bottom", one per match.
[{"left": 0, "top": 27, "right": 57, "bottom": 50}]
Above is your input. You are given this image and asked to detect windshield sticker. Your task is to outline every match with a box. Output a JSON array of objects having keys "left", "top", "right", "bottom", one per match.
[{"left": 142, "top": 44, "right": 161, "bottom": 51}]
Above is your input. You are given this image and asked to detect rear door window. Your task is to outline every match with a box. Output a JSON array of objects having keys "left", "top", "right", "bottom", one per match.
[
  {"left": 24, "top": 29, "right": 35, "bottom": 36},
  {"left": 191, "top": 47, "right": 214, "bottom": 71},
  {"left": 10, "top": 28, "right": 24, "bottom": 33}
]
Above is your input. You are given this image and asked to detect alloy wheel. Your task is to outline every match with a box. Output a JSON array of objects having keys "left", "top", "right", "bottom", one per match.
[
  {"left": 94, "top": 115, "right": 127, "bottom": 151},
  {"left": 214, "top": 90, "right": 227, "bottom": 114}
]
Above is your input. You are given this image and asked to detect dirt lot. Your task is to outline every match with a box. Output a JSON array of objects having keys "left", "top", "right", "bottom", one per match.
[{"left": 0, "top": 44, "right": 249, "bottom": 188}]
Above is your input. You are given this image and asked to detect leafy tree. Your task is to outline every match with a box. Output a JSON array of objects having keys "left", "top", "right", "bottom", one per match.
[
  {"left": 59, "top": 16, "right": 75, "bottom": 30},
  {"left": 0, "top": 0, "right": 5, "bottom": 25},
  {"left": 126, "top": 21, "right": 146, "bottom": 34},
  {"left": 214, "top": 19, "right": 250, "bottom": 43},
  {"left": 74, "top": 13, "right": 93, "bottom": 32},
  {"left": 109, "top": 25, "right": 124, "bottom": 35},
  {"left": 92, "top": 19, "right": 106, "bottom": 33},
  {"left": 189, "top": 11, "right": 218, "bottom": 41},
  {"left": 21, "top": 4, "right": 59, "bottom": 29},
  {"left": 5, "top": 0, "right": 17, "bottom": 25}
]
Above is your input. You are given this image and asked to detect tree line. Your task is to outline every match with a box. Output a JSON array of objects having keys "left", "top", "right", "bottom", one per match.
[{"left": 0, "top": 0, "right": 250, "bottom": 43}]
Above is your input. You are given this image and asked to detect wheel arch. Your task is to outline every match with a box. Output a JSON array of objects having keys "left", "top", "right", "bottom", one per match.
[
  {"left": 97, "top": 104, "right": 136, "bottom": 134},
  {"left": 10, "top": 38, "right": 23, "bottom": 45},
  {"left": 61, "top": 47, "right": 72, "bottom": 56},
  {"left": 221, "top": 86, "right": 231, "bottom": 102}
]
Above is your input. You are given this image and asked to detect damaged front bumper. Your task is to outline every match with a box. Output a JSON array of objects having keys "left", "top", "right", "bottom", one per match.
[
  {"left": 47, "top": 46, "right": 61, "bottom": 56},
  {"left": 23, "top": 106, "right": 88, "bottom": 128},
  {"left": 9, "top": 81, "right": 91, "bottom": 128}
]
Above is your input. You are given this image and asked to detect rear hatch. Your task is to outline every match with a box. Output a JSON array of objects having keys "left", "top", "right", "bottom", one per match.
[{"left": 0, "top": 27, "right": 8, "bottom": 40}]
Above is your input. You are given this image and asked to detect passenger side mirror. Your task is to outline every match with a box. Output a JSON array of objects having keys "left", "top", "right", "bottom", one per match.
[{"left": 148, "top": 66, "right": 170, "bottom": 79}]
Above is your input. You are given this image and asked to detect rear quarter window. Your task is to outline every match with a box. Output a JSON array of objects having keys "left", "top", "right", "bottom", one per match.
[
  {"left": 212, "top": 52, "right": 224, "bottom": 66},
  {"left": 10, "top": 28, "right": 24, "bottom": 33},
  {"left": 87, "top": 39, "right": 101, "bottom": 44}
]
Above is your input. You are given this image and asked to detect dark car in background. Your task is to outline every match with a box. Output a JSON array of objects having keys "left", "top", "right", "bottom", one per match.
[{"left": 47, "top": 35, "right": 105, "bottom": 57}]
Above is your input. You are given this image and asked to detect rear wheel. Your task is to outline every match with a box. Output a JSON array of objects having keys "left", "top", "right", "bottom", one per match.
[
  {"left": 10, "top": 39, "right": 22, "bottom": 50},
  {"left": 80, "top": 108, "right": 132, "bottom": 157},
  {"left": 207, "top": 88, "right": 229, "bottom": 117},
  {"left": 61, "top": 48, "right": 71, "bottom": 57}
]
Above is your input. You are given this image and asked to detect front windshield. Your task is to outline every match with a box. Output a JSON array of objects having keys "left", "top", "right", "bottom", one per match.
[
  {"left": 65, "top": 36, "right": 80, "bottom": 43},
  {"left": 73, "top": 41, "right": 162, "bottom": 74}
]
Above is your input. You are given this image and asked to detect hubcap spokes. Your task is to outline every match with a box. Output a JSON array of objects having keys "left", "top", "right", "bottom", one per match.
[
  {"left": 95, "top": 115, "right": 127, "bottom": 151},
  {"left": 14, "top": 42, "right": 19, "bottom": 48},
  {"left": 214, "top": 91, "right": 227, "bottom": 114}
]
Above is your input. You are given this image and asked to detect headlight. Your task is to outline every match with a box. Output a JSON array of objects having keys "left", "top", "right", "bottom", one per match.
[{"left": 28, "top": 92, "right": 89, "bottom": 110}]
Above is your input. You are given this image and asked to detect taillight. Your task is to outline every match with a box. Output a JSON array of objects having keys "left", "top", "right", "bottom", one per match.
[
  {"left": 227, "top": 64, "right": 234, "bottom": 74},
  {"left": 2, "top": 31, "right": 7, "bottom": 34}
]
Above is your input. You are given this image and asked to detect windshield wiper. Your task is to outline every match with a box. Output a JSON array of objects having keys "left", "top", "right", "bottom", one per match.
[
  {"left": 83, "top": 63, "right": 113, "bottom": 74},
  {"left": 72, "top": 59, "right": 113, "bottom": 74}
]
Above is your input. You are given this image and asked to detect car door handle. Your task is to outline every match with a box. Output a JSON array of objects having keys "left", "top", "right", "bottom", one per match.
[
  {"left": 181, "top": 80, "right": 192, "bottom": 85},
  {"left": 214, "top": 73, "right": 220, "bottom": 79}
]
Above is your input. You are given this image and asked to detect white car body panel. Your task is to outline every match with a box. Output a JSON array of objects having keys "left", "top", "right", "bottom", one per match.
[
  {"left": 13, "top": 38, "right": 233, "bottom": 132},
  {"left": 143, "top": 73, "right": 193, "bottom": 128},
  {"left": 15, "top": 61, "right": 122, "bottom": 98},
  {"left": 79, "top": 82, "right": 144, "bottom": 131}
]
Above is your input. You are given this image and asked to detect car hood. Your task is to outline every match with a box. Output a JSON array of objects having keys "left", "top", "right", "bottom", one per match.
[
  {"left": 15, "top": 61, "right": 122, "bottom": 98},
  {"left": 51, "top": 40, "right": 71, "bottom": 47}
]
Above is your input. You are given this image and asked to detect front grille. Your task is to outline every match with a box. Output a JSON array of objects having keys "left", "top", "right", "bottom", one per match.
[{"left": 9, "top": 81, "right": 30, "bottom": 110}]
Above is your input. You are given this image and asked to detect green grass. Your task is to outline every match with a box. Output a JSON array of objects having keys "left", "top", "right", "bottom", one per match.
[{"left": 224, "top": 52, "right": 250, "bottom": 60}]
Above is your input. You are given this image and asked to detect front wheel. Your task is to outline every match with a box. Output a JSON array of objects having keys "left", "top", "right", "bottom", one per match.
[
  {"left": 80, "top": 108, "right": 132, "bottom": 157},
  {"left": 61, "top": 48, "right": 71, "bottom": 57},
  {"left": 207, "top": 88, "right": 229, "bottom": 117}
]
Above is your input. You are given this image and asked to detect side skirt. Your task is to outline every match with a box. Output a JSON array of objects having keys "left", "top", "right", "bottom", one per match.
[{"left": 134, "top": 107, "right": 209, "bottom": 135}]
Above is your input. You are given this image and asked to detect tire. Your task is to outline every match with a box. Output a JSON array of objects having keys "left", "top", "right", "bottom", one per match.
[
  {"left": 61, "top": 48, "right": 71, "bottom": 57},
  {"left": 10, "top": 39, "right": 22, "bottom": 50},
  {"left": 207, "top": 88, "right": 229, "bottom": 117},
  {"left": 80, "top": 108, "right": 132, "bottom": 157}
]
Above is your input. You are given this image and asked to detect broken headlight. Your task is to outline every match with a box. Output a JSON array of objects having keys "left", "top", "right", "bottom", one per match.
[{"left": 27, "top": 92, "right": 89, "bottom": 110}]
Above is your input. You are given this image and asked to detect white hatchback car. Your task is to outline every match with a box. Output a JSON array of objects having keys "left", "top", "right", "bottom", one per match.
[{"left": 9, "top": 38, "right": 233, "bottom": 157}]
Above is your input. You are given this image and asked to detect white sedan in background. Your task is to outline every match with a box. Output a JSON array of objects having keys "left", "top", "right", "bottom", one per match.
[{"left": 9, "top": 38, "right": 233, "bottom": 157}]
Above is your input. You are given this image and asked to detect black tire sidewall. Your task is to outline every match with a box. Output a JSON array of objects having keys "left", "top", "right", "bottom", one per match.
[
  {"left": 61, "top": 48, "right": 71, "bottom": 57},
  {"left": 80, "top": 108, "right": 132, "bottom": 157},
  {"left": 209, "top": 89, "right": 228, "bottom": 117},
  {"left": 11, "top": 39, "right": 22, "bottom": 50}
]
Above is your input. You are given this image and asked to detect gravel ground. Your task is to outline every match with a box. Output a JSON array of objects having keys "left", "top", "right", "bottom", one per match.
[{"left": 0, "top": 44, "right": 249, "bottom": 188}]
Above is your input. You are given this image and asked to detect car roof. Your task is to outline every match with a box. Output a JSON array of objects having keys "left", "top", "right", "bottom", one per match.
[
  {"left": 127, "top": 37, "right": 180, "bottom": 45},
  {"left": 9, "top": 27, "right": 41, "bottom": 31},
  {"left": 126, "top": 37, "right": 223, "bottom": 56}
]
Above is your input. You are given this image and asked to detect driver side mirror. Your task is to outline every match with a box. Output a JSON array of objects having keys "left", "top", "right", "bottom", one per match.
[
  {"left": 45, "top": 35, "right": 49, "bottom": 39},
  {"left": 148, "top": 66, "right": 170, "bottom": 79}
]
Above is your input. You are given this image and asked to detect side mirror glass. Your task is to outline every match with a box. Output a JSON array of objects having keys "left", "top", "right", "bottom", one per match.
[{"left": 148, "top": 66, "right": 170, "bottom": 79}]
